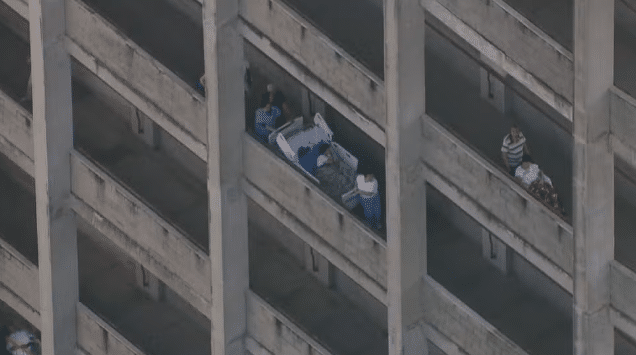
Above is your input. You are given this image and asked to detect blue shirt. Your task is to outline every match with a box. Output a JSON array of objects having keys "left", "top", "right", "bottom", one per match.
[{"left": 255, "top": 106, "right": 281, "bottom": 141}]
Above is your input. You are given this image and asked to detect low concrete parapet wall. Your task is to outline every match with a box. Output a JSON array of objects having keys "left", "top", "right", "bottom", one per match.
[
  {"left": 240, "top": 0, "right": 386, "bottom": 129},
  {"left": 77, "top": 303, "right": 147, "bottom": 355},
  {"left": 423, "top": 276, "right": 530, "bottom": 355},
  {"left": 0, "top": 88, "right": 34, "bottom": 176},
  {"left": 65, "top": 0, "right": 207, "bottom": 159},
  {"left": 243, "top": 134, "right": 387, "bottom": 291},
  {"left": 0, "top": 236, "right": 40, "bottom": 329},
  {"left": 611, "top": 261, "right": 636, "bottom": 326},
  {"left": 246, "top": 290, "right": 334, "bottom": 355},
  {"left": 70, "top": 151, "right": 212, "bottom": 315},
  {"left": 421, "top": 115, "right": 574, "bottom": 277}
]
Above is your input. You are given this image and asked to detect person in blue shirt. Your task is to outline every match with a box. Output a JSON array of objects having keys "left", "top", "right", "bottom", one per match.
[{"left": 254, "top": 92, "right": 282, "bottom": 143}]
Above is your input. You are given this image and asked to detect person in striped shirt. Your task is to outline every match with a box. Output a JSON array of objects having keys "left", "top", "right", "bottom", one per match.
[{"left": 501, "top": 124, "right": 531, "bottom": 176}]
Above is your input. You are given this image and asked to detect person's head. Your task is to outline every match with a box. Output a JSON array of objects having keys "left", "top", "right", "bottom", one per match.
[
  {"left": 510, "top": 124, "right": 521, "bottom": 142},
  {"left": 358, "top": 164, "right": 375, "bottom": 180},
  {"left": 260, "top": 92, "right": 272, "bottom": 110},
  {"left": 520, "top": 154, "right": 533, "bottom": 168}
]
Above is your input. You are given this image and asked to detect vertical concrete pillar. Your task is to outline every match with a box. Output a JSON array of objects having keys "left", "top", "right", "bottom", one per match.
[
  {"left": 202, "top": 0, "right": 248, "bottom": 353},
  {"left": 29, "top": 0, "right": 78, "bottom": 352},
  {"left": 385, "top": 0, "right": 427, "bottom": 354},
  {"left": 573, "top": 0, "right": 615, "bottom": 354}
]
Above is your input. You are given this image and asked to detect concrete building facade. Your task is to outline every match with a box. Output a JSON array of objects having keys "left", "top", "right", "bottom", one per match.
[{"left": 0, "top": 0, "right": 635, "bottom": 353}]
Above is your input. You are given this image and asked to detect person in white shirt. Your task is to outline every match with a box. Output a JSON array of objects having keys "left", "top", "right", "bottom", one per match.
[
  {"left": 515, "top": 154, "right": 552, "bottom": 187},
  {"left": 356, "top": 165, "right": 381, "bottom": 230}
]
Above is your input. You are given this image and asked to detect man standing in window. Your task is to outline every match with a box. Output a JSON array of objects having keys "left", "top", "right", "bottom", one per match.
[{"left": 501, "top": 124, "right": 531, "bottom": 176}]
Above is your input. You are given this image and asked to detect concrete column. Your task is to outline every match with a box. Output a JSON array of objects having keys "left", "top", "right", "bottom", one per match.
[
  {"left": 573, "top": 0, "right": 615, "bottom": 354},
  {"left": 385, "top": 0, "right": 427, "bottom": 354},
  {"left": 29, "top": 0, "right": 78, "bottom": 352},
  {"left": 202, "top": 0, "right": 249, "bottom": 353}
]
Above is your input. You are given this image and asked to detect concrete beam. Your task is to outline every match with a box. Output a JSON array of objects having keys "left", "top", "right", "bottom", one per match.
[
  {"left": 203, "top": 0, "right": 249, "bottom": 352},
  {"left": 243, "top": 135, "right": 387, "bottom": 287},
  {"left": 423, "top": 0, "right": 573, "bottom": 122},
  {"left": 29, "top": 0, "right": 79, "bottom": 351},
  {"left": 572, "top": 0, "right": 615, "bottom": 353},
  {"left": 0, "top": 236, "right": 40, "bottom": 329},
  {"left": 246, "top": 290, "right": 335, "bottom": 355},
  {"left": 243, "top": 179, "right": 388, "bottom": 304},
  {"left": 421, "top": 114, "right": 574, "bottom": 275},
  {"left": 240, "top": 22, "right": 387, "bottom": 147},
  {"left": 239, "top": 0, "right": 386, "bottom": 128},
  {"left": 385, "top": 0, "right": 428, "bottom": 353},
  {"left": 423, "top": 276, "right": 530, "bottom": 355}
]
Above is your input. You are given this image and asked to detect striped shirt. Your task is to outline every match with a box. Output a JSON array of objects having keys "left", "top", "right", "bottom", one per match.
[{"left": 501, "top": 133, "right": 526, "bottom": 168}]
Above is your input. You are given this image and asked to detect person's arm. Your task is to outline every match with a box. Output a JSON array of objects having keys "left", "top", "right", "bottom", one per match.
[
  {"left": 523, "top": 142, "right": 531, "bottom": 156},
  {"left": 502, "top": 151, "right": 510, "bottom": 170}
]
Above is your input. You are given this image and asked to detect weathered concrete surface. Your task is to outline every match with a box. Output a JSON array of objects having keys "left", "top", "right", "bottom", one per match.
[
  {"left": 420, "top": 115, "right": 574, "bottom": 275},
  {"left": 240, "top": 0, "right": 386, "bottom": 129},
  {"left": 64, "top": 0, "right": 207, "bottom": 159},
  {"left": 77, "top": 303, "right": 147, "bottom": 355},
  {"left": 611, "top": 261, "right": 636, "bottom": 326},
  {"left": 243, "top": 134, "right": 387, "bottom": 289},
  {"left": 424, "top": 0, "right": 573, "bottom": 122},
  {"left": 244, "top": 181, "right": 387, "bottom": 304},
  {"left": 427, "top": 204, "right": 572, "bottom": 355},
  {"left": 572, "top": 0, "right": 615, "bottom": 353},
  {"left": 29, "top": 0, "right": 79, "bottom": 349},
  {"left": 203, "top": 0, "right": 249, "bottom": 352},
  {"left": 0, "top": 237, "right": 40, "bottom": 329},
  {"left": 77, "top": 231, "right": 211, "bottom": 355},
  {"left": 385, "top": 0, "right": 427, "bottom": 353},
  {"left": 611, "top": 87, "right": 636, "bottom": 156},
  {"left": 246, "top": 292, "right": 335, "bottom": 355},
  {"left": 423, "top": 276, "right": 529, "bottom": 355},
  {"left": 0, "top": 88, "right": 33, "bottom": 177},
  {"left": 279, "top": 0, "right": 384, "bottom": 78},
  {"left": 70, "top": 152, "right": 212, "bottom": 316},
  {"left": 500, "top": 0, "right": 572, "bottom": 51},
  {"left": 248, "top": 228, "right": 388, "bottom": 355},
  {"left": 241, "top": 27, "right": 387, "bottom": 147},
  {"left": 72, "top": 87, "right": 209, "bottom": 248},
  {"left": 430, "top": 0, "right": 573, "bottom": 102},
  {"left": 425, "top": 166, "right": 573, "bottom": 293}
]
